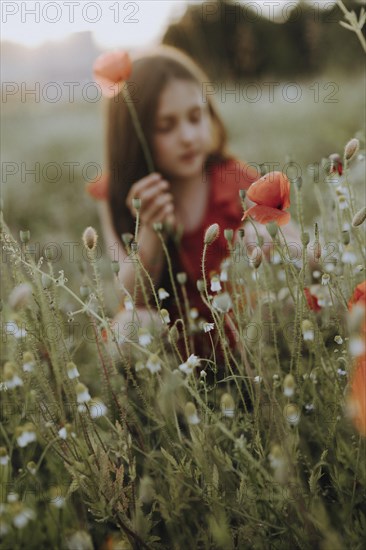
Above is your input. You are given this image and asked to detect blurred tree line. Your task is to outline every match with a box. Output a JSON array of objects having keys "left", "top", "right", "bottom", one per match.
[{"left": 162, "top": 0, "right": 365, "bottom": 79}]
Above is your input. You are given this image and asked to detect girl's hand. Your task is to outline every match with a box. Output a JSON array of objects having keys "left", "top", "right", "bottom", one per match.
[{"left": 125, "top": 172, "right": 176, "bottom": 229}]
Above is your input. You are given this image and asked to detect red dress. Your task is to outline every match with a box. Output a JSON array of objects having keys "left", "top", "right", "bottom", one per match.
[{"left": 86, "top": 157, "right": 259, "bottom": 364}]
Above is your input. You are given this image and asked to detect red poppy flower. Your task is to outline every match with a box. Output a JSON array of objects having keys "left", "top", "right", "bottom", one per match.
[
  {"left": 348, "top": 352, "right": 366, "bottom": 436},
  {"left": 241, "top": 171, "right": 291, "bottom": 226},
  {"left": 85, "top": 173, "right": 109, "bottom": 201},
  {"left": 304, "top": 287, "right": 321, "bottom": 312},
  {"left": 348, "top": 281, "right": 366, "bottom": 311},
  {"left": 93, "top": 51, "right": 132, "bottom": 98}
]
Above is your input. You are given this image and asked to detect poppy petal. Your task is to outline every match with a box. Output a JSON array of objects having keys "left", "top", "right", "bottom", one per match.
[
  {"left": 247, "top": 172, "right": 290, "bottom": 210},
  {"left": 349, "top": 353, "right": 366, "bottom": 436},
  {"left": 241, "top": 205, "right": 291, "bottom": 226},
  {"left": 93, "top": 51, "right": 132, "bottom": 98},
  {"left": 348, "top": 281, "right": 366, "bottom": 311},
  {"left": 85, "top": 173, "right": 109, "bottom": 200}
]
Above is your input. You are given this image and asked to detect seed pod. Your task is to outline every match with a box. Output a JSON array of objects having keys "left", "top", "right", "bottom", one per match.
[
  {"left": 352, "top": 206, "right": 366, "bottom": 227},
  {"left": 204, "top": 223, "right": 219, "bottom": 245},
  {"left": 344, "top": 138, "right": 360, "bottom": 162}
]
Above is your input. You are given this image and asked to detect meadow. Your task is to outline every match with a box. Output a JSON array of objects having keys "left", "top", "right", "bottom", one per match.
[{"left": 1, "top": 59, "right": 366, "bottom": 550}]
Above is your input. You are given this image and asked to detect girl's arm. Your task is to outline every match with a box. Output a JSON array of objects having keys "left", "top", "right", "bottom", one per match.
[{"left": 96, "top": 200, "right": 166, "bottom": 306}]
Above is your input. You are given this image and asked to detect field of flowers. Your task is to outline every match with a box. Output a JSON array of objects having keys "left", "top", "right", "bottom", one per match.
[{"left": 1, "top": 4, "right": 366, "bottom": 549}]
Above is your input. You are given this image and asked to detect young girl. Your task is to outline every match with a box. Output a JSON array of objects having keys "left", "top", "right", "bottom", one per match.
[{"left": 86, "top": 45, "right": 303, "bottom": 361}]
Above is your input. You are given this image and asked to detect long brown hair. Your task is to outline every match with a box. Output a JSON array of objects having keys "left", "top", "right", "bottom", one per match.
[{"left": 105, "top": 44, "right": 233, "bottom": 240}]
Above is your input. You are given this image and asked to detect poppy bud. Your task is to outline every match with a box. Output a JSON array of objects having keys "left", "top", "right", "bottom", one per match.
[
  {"left": 19, "top": 230, "right": 30, "bottom": 244},
  {"left": 176, "top": 272, "right": 187, "bottom": 285},
  {"left": 153, "top": 222, "right": 163, "bottom": 233},
  {"left": 220, "top": 393, "right": 235, "bottom": 417},
  {"left": 344, "top": 138, "right": 359, "bottom": 162},
  {"left": 224, "top": 228, "right": 233, "bottom": 242},
  {"left": 168, "top": 325, "right": 179, "bottom": 345},
  {"left": 249, "top": 247, "right": 262, "bottom": 269},
  {"left": 204, "top": 223, "right": 220, "bottom": 245},
  {"left": 82, "top": 227, "right": 98, "bottom": 251},
  {"left": 301, "top": 232, "right": 310, "bottom": 247},
  {"left": 121, "top": 232, "right": 134, "bottom": 246},
  {"left": 132, "top": 197, "right": 141, "bottom": 210},
  {"left": 342, "top": 231, "right": 350, "bottom": 246},
  {"left": 111, "top": 260, "right": 120, "bottom": 274},
  {"left": 80, "top": 285, "right": 90, "bottom": 298},
  {"left": 283, "top": 374, "right": 296, "bottom": 397},
  {"left": 196, "top": 279, "right": 205, "bottom": 293},
  {"left": 42, "top": 273, "right": 52, "bottom": 289},
  {"left": 238, "top": 228, "right": 245, "bottom": 240},
  {"left": 314, "top": 241, "right": 321, "bottom": 261},
  {"left": 352, "top": 206, "right": 366, "bottom": 227}
]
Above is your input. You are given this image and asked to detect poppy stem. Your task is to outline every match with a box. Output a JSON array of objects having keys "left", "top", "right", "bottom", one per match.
[{"left": 121, "top": 85, "right": 155, "bottom": 174}]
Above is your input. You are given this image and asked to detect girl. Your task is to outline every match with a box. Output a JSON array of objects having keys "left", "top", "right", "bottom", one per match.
[{"left": 86, "top": 45, "right": 303, "bottom": 361}]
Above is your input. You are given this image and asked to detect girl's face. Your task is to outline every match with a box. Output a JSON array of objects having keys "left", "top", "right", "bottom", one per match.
[{"left": 152, "top": 79, "right": 213, "bottom": 181}]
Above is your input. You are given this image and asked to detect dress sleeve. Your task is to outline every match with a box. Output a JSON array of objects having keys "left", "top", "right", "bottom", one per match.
[{"left": 85, "top": 173, "right": 109, "bottom": 200}]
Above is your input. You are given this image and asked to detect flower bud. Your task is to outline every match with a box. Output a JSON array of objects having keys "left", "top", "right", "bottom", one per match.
[
  {"left": 111, "top": 260, "right": 120, "bottom": 274},
  {"left": 284, "top": 403, "right": 300, "bottom": 426},
  {"left": 239, "top": 189, "right": 246, "bottom": 200},
  {"left": 168, "top": 325, "right": 179, "bottom": 345},
  {"left": 153, "top": 222, "right": 163, "bottom": 233},
  {"left": 44, "top": 247, "right": 58, "bottom": 261},
  {"left": 139, "top": 475, "right": 155, "bottom": 504},
  {"left": 121, "top": 232, "right": 134, "bottom": 247},
  {"left": 204, "top": 223, "right": 219, "bottom": 245},
  {"left": 160, "top": 308, "right": 170, "bottom": 324},
  {"left": 238, "top": 228, "right": 245, "bottom": 240},
  {"left": 301, "top": 232, "right": 310, "bottom": 247},
  {"left": 249, "top": 247, "right": 262, "bottom": 269},
  {"left": 342, "top": 230, "right": 350, "bottom": 246},
  {"left": 314, "top": 241, "right": 321, "bottom": 261},
  {"left": 283, "top": 374, "right": 296, "bottom": 397},
  {"left": 82, "top": 226, "right": 98, "bottom": 251},
  {"left": 19, "top": 230, "right": 30, "bottom": 243},
  {"left": 212, "top": 292, "right": 233, "bottom": 313},
  {"left": 302, "top": 319, "right": 314, "bottom": 341},
  {"left": 185, "top": 402, "right": 200, "bottom": 424},
  {"left": 196, "top": 279, "right": 205, "bottom": 293},
  {"left": 224, "top": 228, "right": 233, "bottom": 242},
  {"left": 176, "top": 272, "right": 187, "bottom": 285},
  {"left": 79, "top": 285, "right": 90, "bottom": 298},
  {"left": 42, "top": 273, "right": 52, "bottom": 289},
  {"left": 352, "top": 206, "right": 366, "bottom": 228},
  {"left": 75, "top": 382, "right": 91, "bottom": 404},
  {"left": 132, "top": 197, "right": 141, "bottom": 210},
  {"left": 344, "top": 138, "right": 360, "bottom": 162},
  {"left": 220, "top": 393, "right": 235, "bottom": 417}
]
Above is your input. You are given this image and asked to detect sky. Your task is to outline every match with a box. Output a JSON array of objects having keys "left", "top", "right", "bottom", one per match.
[{"left": 1, "top": 1, "right": 337, "bottom": 49}]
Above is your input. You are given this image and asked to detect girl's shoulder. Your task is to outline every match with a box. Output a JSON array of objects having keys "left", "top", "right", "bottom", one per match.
[{"left": 85, "top": 173, "right": 109, "bottom": 200}]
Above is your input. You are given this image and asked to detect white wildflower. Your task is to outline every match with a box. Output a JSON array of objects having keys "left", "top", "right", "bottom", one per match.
[
  {"left": 138, "top": 328, "right": 153, "bottom": 347},
  {"left": 75, "top": 383, "right": 91, "bottom": 404},
  {"left": 185, "top": 402, "right": 200, "bottom": 425},
  {"left": 284, "top": 404, "right": 300, "bottom": 426},
  {"left": 124, "top": 296, "right": 134, "bottom": 311},
  {"left": 146, "top": 354, "right": 161, "bottom": 374},
  {"left": 190, "top": 308, "right": 199, "bottom": 319},
  {"left": 321, "top": 273, "right": 330, "bottom": 285},
  {"left": 203, "top": 322, "right": 215, "bottom": 333},
  {"left": 89, "top": 398, "right": 108, "bottom": 419},
  {"left": 210, "top": 275, "right": 222, "bottom": 292},
  {"left": 349, "top": 336, "right": 365, "bottom": 357},
  {"left": 66, "top": 362, "right": 79, "bottom": 380},
  {"left": 158, "top": 288, "right": 170, "bottom": 300},
  {"left": 220, "top": 393, "right": 235, "bottom": 418},
  {"left": 160, "top": 309, "right": 170, "bottom": 324}
]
